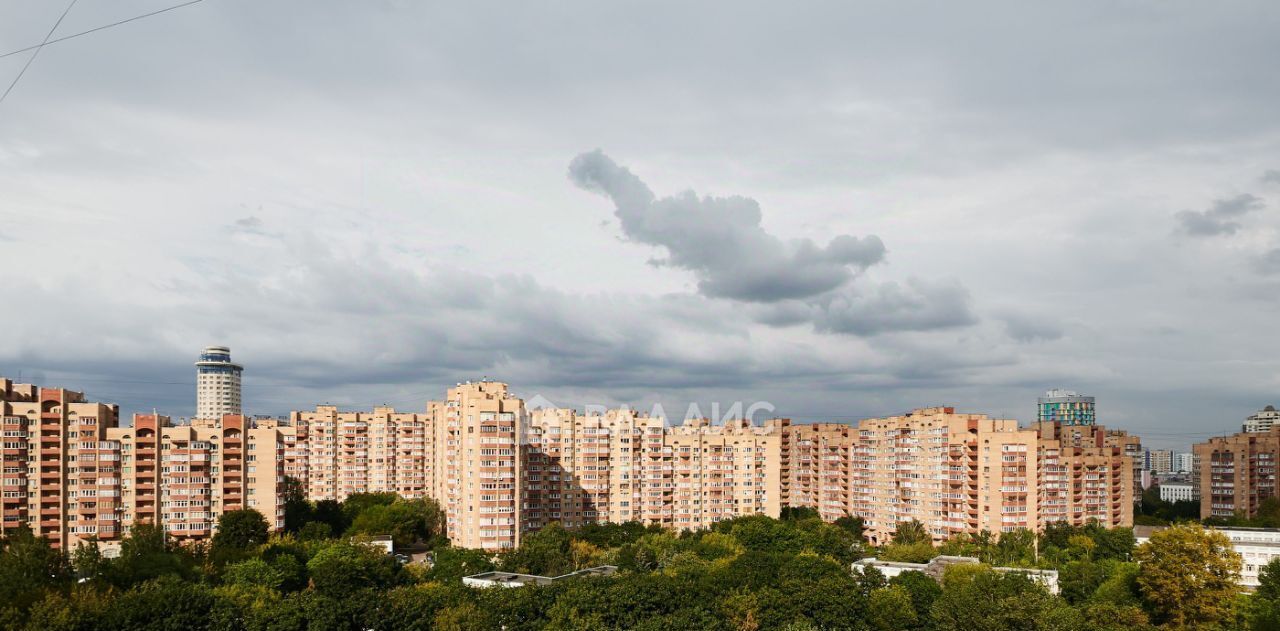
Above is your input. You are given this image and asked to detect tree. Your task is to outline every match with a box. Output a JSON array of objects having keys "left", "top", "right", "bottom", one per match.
[
  {"left": 213, "top": 509, "right": 270, "bottom": 551},
  {"left": 70, "top": 539, "right": 105, "bottom": 584},
  {"left": 281, "top": 476, "right": 311, "bottom": 533},
  {"left": 101, "top": 576, "right": 215, "bottom": 630},
  {"left": 306, "top": 541, "right": 400, "bottom": 597},
  {"left": 24, "top": 587, "right": 110, "bottom": 631},
  {"left": 500, "top": 522, "right": 574, "bottom": 577},
  {"left": 833, "top": 516, "right": 865, "bottom": 540},
  {"left": 0, "top": 526, "right": 70, "bottom": 612},
  {"left": 890, "top": 570, "right": 942, "bottom": 624},
  {"left": 1257, "top": 557, "right": 1280, "bottom": 601},
  {"left": 931, "top": 568, "right": 1082, "bottom": 631},
  {"left": 107, "top": 523, "right": 193, "bottom": 588},
  {"left": 426, "top": 546, "right": 496, "bottom": 582},
  {"left": 891, "top": 520, "right": 931, "bottom": 546},
  {"left": 346, "top": 497, "right": 445, "bottom": 548},
  {"left": 434, "top": 601, "right": 496, "bottom": 631},
  {"left": 867, "top": 585, "right": 917, "bottom": 631},
  {"left": 1133, "top": 523, "right": 1241, "bottom": 628},
  {"left": 297, "top": 521, "right": 333, "bottom": 541},
  {"left": 222, "top": 557, "right": 289, "bottom": 591}
]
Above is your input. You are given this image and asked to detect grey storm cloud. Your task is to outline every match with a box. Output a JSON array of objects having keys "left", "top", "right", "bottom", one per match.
[
  {"left": 1257, "top": 248, "right": 1280, "bottom": 275},
  {"left": 1175, "top": 193, "right": 1266, "bottom": 236},
  {"left": 1262, "top": 170, "right": 1280, "bottom": 184},
  {"left": 570, "top": 150, "right": 977, "bottom": 336},
  {"left": 569, "top": 149, "right": 885, "bottom": 302},
  {"left": 812, "top": 279, "right": 977, "bottom": 336},
  {"left": 999, "top": 312, "right": 1065, "bottom": 343}
]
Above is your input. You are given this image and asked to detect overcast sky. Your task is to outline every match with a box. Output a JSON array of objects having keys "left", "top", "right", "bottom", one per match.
[{"left": 2, "top": 1, "right": 1278, "bottom": 448}]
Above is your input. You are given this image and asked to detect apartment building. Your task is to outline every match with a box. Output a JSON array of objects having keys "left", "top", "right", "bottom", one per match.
[
  {"left": 1037, "top": 389, "right": 1096, "bottom": 426},
  {"left": 667, "top": 417, "right": 781, "bottom": 530},
  {"left": 1146, "top": 449, "right": 1174, "bottom": 475},
  {"left": 1, "top": 377, "right": 294, "bottom": 551},
  {"left": 288, "top": 405, "right": 432, "bottom": 502},
  {"left": 776, "top": 421, "right": 853, "bottom": 523},
  {"left": 428, "top": 380, "right": 525, "bottom": 550},
  {"left": 195, "top": 346, "right": 243, "bottom": 420},
  {"left": 1, "top": 378, "right": 121, "bottom": 549},
  {"left": 1033, "top": 422, "right": 1134, "bottom": 529},
  {"left": 1194, "top": 428, "right": 1280, "bottom": 519},
  {"left": 1245, "top": 406, "right": 1280, "bottom": 433},
  {"left": 776, "top": 408, "right": 1135, "bottom": 544}
]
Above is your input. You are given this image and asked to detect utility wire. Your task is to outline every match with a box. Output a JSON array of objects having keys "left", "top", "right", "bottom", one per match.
[
  {"left": 0, "top": 0, "right": 203, "bottom": 61},
  {"left": 0, "top": 0, "right": 78, "bottom": 107}
]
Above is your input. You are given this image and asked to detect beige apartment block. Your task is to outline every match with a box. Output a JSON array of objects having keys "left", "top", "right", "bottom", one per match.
[
  {"left": 851, "top": 407, "right": 1038, "bottom": 544},
  {"left": 776, "top": 407, "right": 1135, "bottom": 545},
  {"left": 668, "top": 417, "right": 782, "bottom": 529},
  {"left": 776, "top": 420, "right": 853, "bottom": 523},
  {"left": 289, "top": 405, "right": 432, "bottom": 502},
  {"left": 1036, "top": 422, "right": 1135, "bottom": 527},
  {"left": 1, "top": 378, "right": 293, "bottom": 552},
  {"left": 1, "top": 378, "right": 121, "bottom": 549},
  {"left": 428, "top": 381, "right": 525, "bottom": 550},
  {"left": 522, "top": 407, "right": 663, "bottom": 532}
]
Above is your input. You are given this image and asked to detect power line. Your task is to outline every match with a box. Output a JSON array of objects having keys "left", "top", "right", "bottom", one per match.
[
  {"left": 0, "top": 0, "right": 204, "bottom": 61},
  {"left": 0, "top": 0, "right": 78, "bottom": 107}
]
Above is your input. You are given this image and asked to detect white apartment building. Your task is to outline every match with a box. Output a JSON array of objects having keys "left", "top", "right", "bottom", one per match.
[
  {"left": 1245, "top": 406, "right": 1280, "bottom": 433},
  {"left": 195, "top": 346, "right": 243, "bottom": 420}
]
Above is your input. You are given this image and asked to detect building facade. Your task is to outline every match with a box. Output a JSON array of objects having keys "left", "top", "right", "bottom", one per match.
[
  {"left": 775, "top": 408, "right": 1135, "bottom": 545},
  {"left": 1159, "top": 482, "right": 1196, "bottom": 503},
  {"left": 195, "top": 346, "right": 243, "bottom": 420},
  {"left": 1, "top": 377, "right": 292, "bottom": 551},
  {"left": 1146, "top": 449, "right": 1174, "bottom": 475},
  {"left": 1194, "top": 429, "right": 1280, "bottom": 519},
  {"left": 1037, "top": 389, "right": 1096, "bottom": 426},
  {"left": 1245, "top": 406, "right": 1280, "bottom": 433},
  {"left": 6, "top": 375, "right": 1140, "bottom": 552}
]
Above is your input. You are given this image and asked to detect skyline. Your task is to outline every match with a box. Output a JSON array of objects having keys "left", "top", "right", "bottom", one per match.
[{"left": 2, "top": 2, "right": 1279, "bottom": 450}]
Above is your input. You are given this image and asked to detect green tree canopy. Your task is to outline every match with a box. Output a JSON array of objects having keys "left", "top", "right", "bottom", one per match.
[{"left": 1133, "top": 523, "right": 1241, "bottom": 628}]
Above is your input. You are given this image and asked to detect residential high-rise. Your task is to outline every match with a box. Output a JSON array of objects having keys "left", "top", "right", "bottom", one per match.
[
  {"left": 1194, "top": 429, "right": 1280, "bottom": 520},
  {"left": 1037, "top": 389, "right": 1096, "bottom": 426},
  {"left": 289, "top": 405, "right": 433, "bottom": 502},
  {"left": 1245, "top": 406, "right": 1280, "bottom": 433},
  {"left": 1, "top": 378, "right": 120, "bottom": 549},
  {"left": 195, "top": 346, "right": 243, "bottom": 420},
  {"left": 1174, "top": 452, "right": 1194, "bottom": 474},
  {"left": 1147, "top": 449, "right": 1174, "bottom": 475},
  {"left": 1, "top": 377, "right": 293, "bottom": 552},
  {"left": 777, "top": 408, "right": 1135, "bottom": 544},
  {"left": 428, "top": 380, "right": 525, "bottom": 550},
  {"left": 1034, "top": 422, "right": 1136, "bottom": 528}
]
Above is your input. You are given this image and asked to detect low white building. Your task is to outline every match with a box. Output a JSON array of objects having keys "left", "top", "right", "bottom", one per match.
[
  {"left": 1135, "top": 526, "right": 1280, "bottom": 589},
  {"left": 463, "top": 565, "right": 618, "bottom": 588},
  {"left": 852, "top": 556, "right": 1059, "bottom": 594},
  {"left": 1158, "top": 483, "right": 1197, "bottom": 503}
]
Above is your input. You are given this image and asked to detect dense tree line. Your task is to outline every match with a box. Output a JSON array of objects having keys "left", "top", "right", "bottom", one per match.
[{"left": 0, "top": 498, "right": 1267, "bottom": 630}]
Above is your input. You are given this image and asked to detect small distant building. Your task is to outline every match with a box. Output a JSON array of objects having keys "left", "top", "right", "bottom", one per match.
[
  {"left": 1135, "top": 526, "right": 1280, "bottom": 589},
  {"left": 355, "top": 535, "right": 394, "bottom": 555},
  {"left": 1146, "top": 449, "right": 1174, "bottom": 475},
  {"left": 1037, "top": 389, "right": 1095, "bottom": 426},
  {"left": 1245, "top": 406, "right": 1280, "bottom": 433},
  {"left": 463, "top": 565, "right": 618, "bottom": 588},
  {"left": 852, "top": 556, "right": 1059, "bottom": 595},
  {"left": 1174, "top": 452, "right": 1194, "bottom": 474},
  {"left": 1158, "top": 482, "right": 1197, "bottom": 503}
]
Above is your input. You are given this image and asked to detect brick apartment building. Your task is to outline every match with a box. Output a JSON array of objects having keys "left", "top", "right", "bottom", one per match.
[{"left": 4, "top": 376, "right": 1138, "bottom": 553}]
